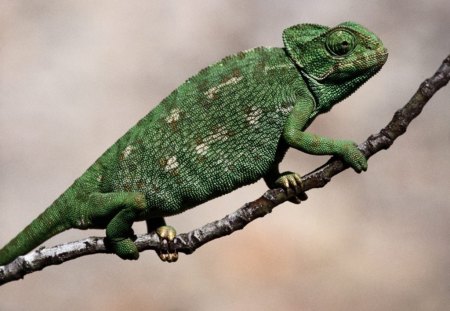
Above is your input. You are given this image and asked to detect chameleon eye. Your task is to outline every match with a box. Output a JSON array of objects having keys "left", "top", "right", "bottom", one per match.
[{"left": 326, "top": 29, "right": 356, "bottom": 56}]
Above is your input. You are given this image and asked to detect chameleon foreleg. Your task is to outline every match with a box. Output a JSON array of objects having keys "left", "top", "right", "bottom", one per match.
[
  {"left": 284, "top": 130, "right": 368, "bottom": 173},
  {"left": 283, "top": 99, "right": 368, "bottom": 173}
]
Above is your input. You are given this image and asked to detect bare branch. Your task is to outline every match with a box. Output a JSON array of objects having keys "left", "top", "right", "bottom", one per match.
[{"left": 1, "top": 55, "right": 449, "bottom": 286}]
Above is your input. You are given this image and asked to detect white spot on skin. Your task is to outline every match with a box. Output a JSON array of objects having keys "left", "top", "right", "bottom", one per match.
[
  {"left": 204, "top": 76, "right": 243, "bottom": 99},
  {"left": 246, "top": 107, "right": 263, "bottom": 125},
  {"left": 122, "top": 145, "right": 135, "bottom": 159},
  {"left": 164, "top": 156, "right": 179, "bottom": 172},
  {"left": 165, "top": 108, "right": 181, "bottom": 124},
  {"left": 195, "top": 143, "right": 209, "bottom": 155},
  {"left": 207, "top": 127, "right": 229, "bottom": 142},
  {"left": 194, "top": 127, "right": 229, "bottom": 156},
  {"left": 276, "top": 104, "right": 293, "bottom": 115},
  {"left": 264, "top": 64, "right": 291, "bottom": 74}
]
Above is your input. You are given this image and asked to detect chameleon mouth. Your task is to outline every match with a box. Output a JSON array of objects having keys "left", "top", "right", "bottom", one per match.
[
  {"left": 377, "top": 47, "right": 389, "bottom": 66},
  {"left": 355, "top": 47, "right": 388, "bottom": 72},
  {"left": 323, "top": 48, "right": 388, "bottom": 82}
]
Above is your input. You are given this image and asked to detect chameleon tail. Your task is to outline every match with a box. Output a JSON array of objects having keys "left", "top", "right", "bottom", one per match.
[{"left": 0, "top": 199, "right": 71, "bottom": 266}]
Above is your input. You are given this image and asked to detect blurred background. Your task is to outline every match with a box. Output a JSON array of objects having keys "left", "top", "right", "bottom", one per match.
[{"left": 1, "top": 1, "right": 449, "bottom": 310}]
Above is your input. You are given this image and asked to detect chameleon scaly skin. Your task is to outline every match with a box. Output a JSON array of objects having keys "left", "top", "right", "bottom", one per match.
[{"left": 0, "top": 22, "right": 387, "bottom": 265}]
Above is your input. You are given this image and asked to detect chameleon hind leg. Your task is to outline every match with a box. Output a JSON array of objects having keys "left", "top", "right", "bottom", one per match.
[
  {"left": 146, "top": 218, "right": 178, "bottom": 263},
  {"left": 89, "top": 192, "right": 146, "bottom": 260}
]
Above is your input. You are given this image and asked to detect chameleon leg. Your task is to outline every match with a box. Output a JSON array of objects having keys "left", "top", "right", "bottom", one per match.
[
  {"left": 89, "top": 192, "right": 146, "bottom": 260},
  {"left": 146, "top": 218, "right": 178, "bottom": 263}
]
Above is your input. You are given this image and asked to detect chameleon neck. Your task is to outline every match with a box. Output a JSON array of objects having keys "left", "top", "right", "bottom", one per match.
[{"left": 301, "top": 66, "right": 382, "bottom": 115}]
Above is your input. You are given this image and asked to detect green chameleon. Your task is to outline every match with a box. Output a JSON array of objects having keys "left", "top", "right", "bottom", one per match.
[{"left": 0, "top": 21, "right": 387, "bottom": 265}]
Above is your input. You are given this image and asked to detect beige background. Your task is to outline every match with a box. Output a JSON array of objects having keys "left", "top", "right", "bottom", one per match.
[{"left": 1, "top": 1, "right": 449, "bottom": 310}]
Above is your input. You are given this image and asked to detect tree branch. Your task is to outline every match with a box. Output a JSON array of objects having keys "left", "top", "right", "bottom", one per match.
[{"left": 1, "top": 55, "right": 449, "bottom": 285}]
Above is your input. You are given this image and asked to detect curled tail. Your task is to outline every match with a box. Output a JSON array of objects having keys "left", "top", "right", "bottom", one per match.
[{"left": 0, "top": 201, "right": 71, "bottom": 266}]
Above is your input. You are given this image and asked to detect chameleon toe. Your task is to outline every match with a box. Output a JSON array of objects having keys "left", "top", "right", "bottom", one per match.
[
  {"left": 274, "top": 172, "right": 307, "bottom": 204},
  {"left": 112, "top": 238, "right": 139, "bottom": 260},
  {"left": 156, "top": 226, "right": 178, "bottom": 263}
]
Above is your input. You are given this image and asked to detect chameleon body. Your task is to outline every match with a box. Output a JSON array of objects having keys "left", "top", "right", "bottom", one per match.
[{"left": 0, "top": 22, "right": 387, "bottom": 265}]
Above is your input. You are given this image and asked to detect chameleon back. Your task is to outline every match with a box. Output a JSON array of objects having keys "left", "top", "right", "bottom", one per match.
[{"left": 99, "top": 47, "right": 304, "bottom": 215}]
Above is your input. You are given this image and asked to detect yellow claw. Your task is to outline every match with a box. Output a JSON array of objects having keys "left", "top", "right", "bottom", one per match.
[
  {"left": 156, "top": 226, "right": 178, "bottom": 263},
  {"left": 275, "top": 172, "right": 307, "bottom": 204},
  {"left": 156, "top": 225, "right": 177, "bottom": 240},
  {"left": 294, "top": 174, "right": 302, "bottom": 185},
  {"left": 289, "top": 175, "right": 298, "bottom": 187},
  {"left": 159, "top": 251, "right": 179, "bottom": 262},
  {"left": 276, "top": 172, "right": 302, "bottom": 190}
]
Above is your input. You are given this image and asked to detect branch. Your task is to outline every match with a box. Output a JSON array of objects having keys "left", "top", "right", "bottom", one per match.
[{"left": 1, "top": 55, "right": 449, "bottom": 285}]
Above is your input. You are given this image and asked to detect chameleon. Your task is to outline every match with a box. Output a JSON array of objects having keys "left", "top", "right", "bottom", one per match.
[{"left": 0, "top": 21, "right": 388, "bottom": 265}]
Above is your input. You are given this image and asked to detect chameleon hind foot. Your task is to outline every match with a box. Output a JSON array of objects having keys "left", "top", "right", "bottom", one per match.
[
  {"left": 156, "top": 226, "right": 178, "bottom": 263},
  {"left": 108, "top": 237, "right": 139, "bottom": 260},
  {"left": 275, "top": 172, "right": 308, "bottom": 204}
]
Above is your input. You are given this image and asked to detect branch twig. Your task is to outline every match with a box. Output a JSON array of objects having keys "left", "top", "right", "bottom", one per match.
[{"left": 1, "top": 55, "right": 449, "bottom": 285}]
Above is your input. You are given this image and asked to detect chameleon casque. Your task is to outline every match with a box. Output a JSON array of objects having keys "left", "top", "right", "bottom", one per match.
[{"left": 0, "top": 22, "right": 388, "bottom": 265}]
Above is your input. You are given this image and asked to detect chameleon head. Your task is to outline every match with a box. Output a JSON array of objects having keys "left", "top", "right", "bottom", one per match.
[
  {"left": 283, "top": 21, "right": 388, "bottom": 112},
  {"left": 283, "top": 21, "right": 388, "bottom": 81}
]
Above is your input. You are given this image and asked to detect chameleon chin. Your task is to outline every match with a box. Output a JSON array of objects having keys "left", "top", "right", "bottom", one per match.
[{"left": 0, "top": 21, "right": 387, "bottom": 266}]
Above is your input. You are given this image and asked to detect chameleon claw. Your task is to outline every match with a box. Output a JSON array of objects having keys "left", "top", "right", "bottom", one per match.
[
  {"left": 106, "top": 237, "right": 140, "bottom": 260},
  {"left": 339, "top": 141, "right": 368, "bottom": 173},
  {"left": 275, "top": 172, "right": 308, "bottom": 204},
  {"left": 156, "top": 225, "right": 178, "bottom": 263},
  {"left": 106, "top": 228, "right": 140, "bottom": 260},
  {"left": 287, "top": 175, "right": 297, "bottom": 187},
  {"left": 275, "top": 172, "right": 301, "bottom": 190},
  {"left": 294, "top": 174, "right": 302, "bottom": 185}
]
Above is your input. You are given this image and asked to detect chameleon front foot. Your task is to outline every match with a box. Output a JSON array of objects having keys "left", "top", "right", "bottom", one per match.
[
  {"left": 275, "top": 172, "right": 308, "bottom": 204},
  {"left": 156, "top": 225, "right": 178, "bottom": 263}
]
